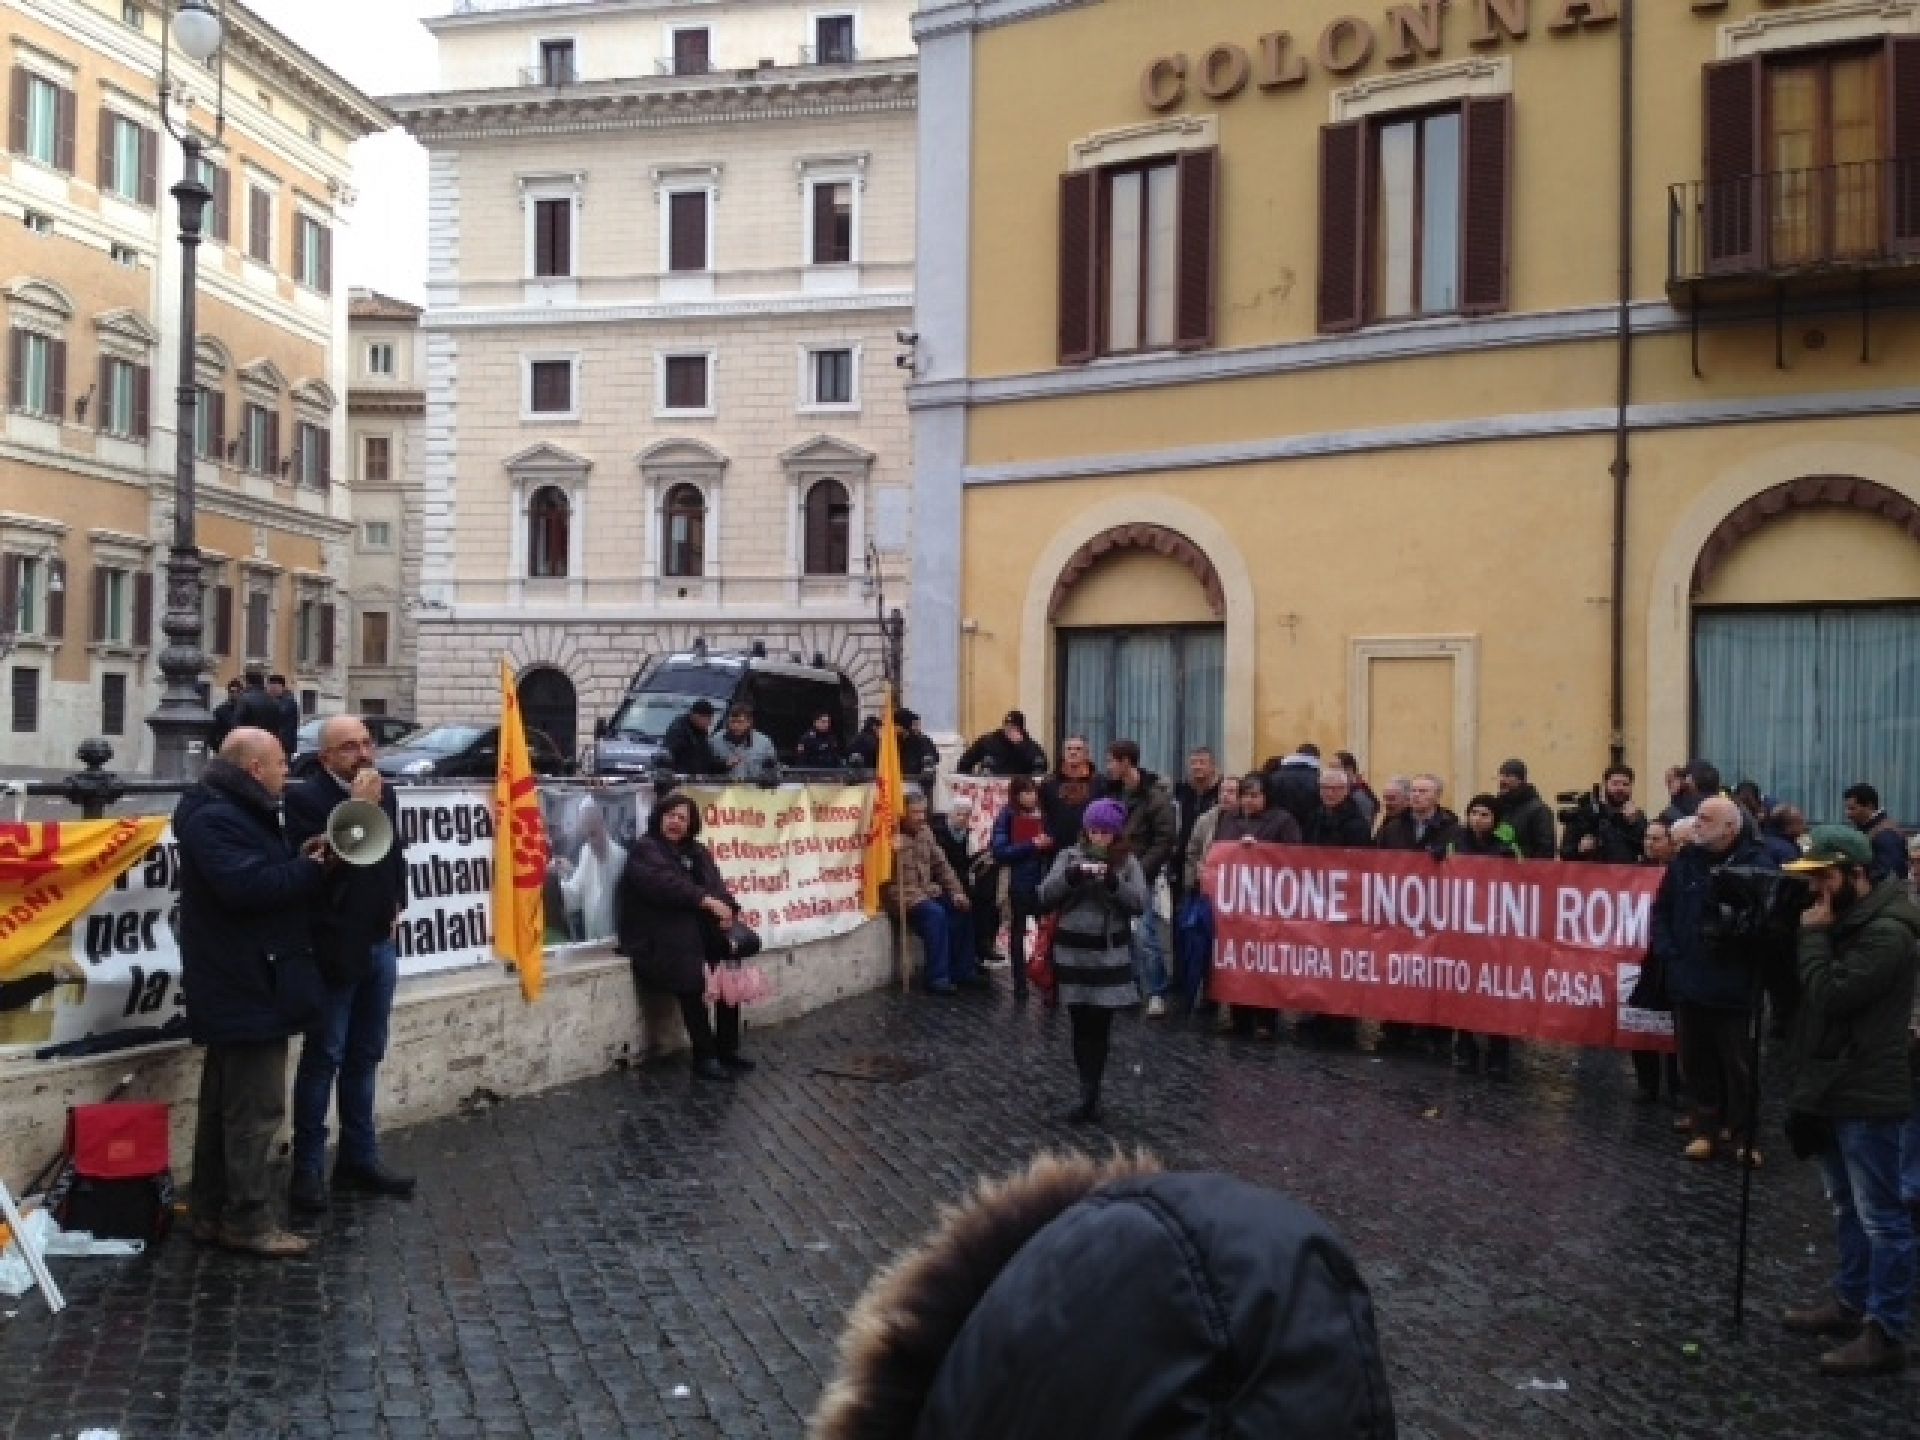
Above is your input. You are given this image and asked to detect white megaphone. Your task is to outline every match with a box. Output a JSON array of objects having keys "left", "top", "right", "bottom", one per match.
[{"left": 325, "top": 799, "right": 394, "bottom": 867}]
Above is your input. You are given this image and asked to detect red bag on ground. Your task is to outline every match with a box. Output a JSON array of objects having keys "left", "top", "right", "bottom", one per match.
[
  {"left": 56, "top": 1101, "right": 173, "bottom": 1243},
  {"left": 1027, "top": 915, "right": 1059, "bottom": 999}
]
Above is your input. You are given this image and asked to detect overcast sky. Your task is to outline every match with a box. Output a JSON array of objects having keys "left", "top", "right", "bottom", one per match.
[{"left": 250, "top": 0, "right": 440, "bottom": 304}]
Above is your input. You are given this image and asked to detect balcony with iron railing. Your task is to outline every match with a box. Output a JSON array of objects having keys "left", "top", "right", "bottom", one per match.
[
  {"left": 518, "top": 62, "right": 579, "bottom": 87},
  {"left": 1668, "top": 158, "right": 1920, "bottom": 303},
  {"left": 799, "top": 44, "right": 859, "bottom": 66}
]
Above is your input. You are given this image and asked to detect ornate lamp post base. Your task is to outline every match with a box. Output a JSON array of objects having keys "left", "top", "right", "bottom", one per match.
[{"left": 147, "top": 541, "right": 212, "bottom": 780}]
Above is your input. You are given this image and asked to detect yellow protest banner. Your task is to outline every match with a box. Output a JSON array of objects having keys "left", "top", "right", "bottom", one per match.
[{"left": 0, "top": 817, "right": 170, "bottom": 978}]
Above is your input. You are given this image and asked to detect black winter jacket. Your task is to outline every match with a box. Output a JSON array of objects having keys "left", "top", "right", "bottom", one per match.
[
  {"left": 794, "top": 729, "right": 844, "bottom": 768},
  {"left": 1377, "top": 807, "right": 1459, "bottom": 857},
  {"left": 282, "top": 768, "right": 408, "bottom": 987},
  {"left": 229, "top": 686, "right": 282, "bottom": 742},
  {"left": 1559, "top": 800, "right": 1648, "bottom": 865},
  {"left": 1649, "top": 831, "right": 1777, "bottom": 1012},
  {"left": 1264, "top": 759, "right": 1321, "bottom": 832},
  {"left": 1306, "top": 799, "right": 1373, "bottom": 850},
  {"left": 663, "top": 714, "right": 724, "bottom": 777},
  {"left": 1496, "top": 784, "right": 1557, "bottom": 860},
  {"left": 617, "top": 834, "right": 738, "bottom": 996},
  {"left": 956, "top": 729, "right": 1047, "bottom": 777},
  {"left": 175, "top": 760, "right": 327, "bottom": 1045},
  {"left": 1041, "top": 763, "right": 1100, "bottom": 850}
]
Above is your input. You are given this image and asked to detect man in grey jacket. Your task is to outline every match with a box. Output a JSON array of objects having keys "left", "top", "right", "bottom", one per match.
[{"left": 710, "top": 703, "right": 777, "bottom": 777}]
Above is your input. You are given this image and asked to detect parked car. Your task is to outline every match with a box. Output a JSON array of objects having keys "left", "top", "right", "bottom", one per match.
[
  {"left": 374, "top": 724, "right": 572, "bottom": 781},
  {"left": 589, "top": 646, "right": 860, "bottom": 777},
  {"left": 291, "top": 714, "right": 419, "bottom": 777}
]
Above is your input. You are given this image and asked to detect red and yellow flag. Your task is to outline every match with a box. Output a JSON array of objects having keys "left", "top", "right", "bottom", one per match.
[
  {"left": 861, "top": 688, "right": 905, "bottom": 917},
  {"left": 0, "top": 816, "right": 168, "bottom": 979},
  {"left": 491, "top": 659, "right": 550, "bottom": 1001}
]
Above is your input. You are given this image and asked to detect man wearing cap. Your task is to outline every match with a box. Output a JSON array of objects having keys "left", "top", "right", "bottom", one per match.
[
  {"left": 957, "top": 711, "right": 1048, "bottom": 777},
  {"left": 663, "top": 699, "right": 725, "bottom": 777},
  {"left": 1493, "top": 759, "right": 1556, "bottom": 860},
  {"left": 1781, "top": 825, "right": 1920, "bottom": 1377}
]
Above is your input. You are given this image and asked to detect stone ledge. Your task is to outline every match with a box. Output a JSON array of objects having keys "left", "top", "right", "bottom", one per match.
[{"left": 0, "top": 920, "right": 896, "bottom": 1191}]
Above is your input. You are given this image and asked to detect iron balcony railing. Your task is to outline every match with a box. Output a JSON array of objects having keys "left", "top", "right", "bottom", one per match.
[
  {"left": 1669, "top": 158, "right": 1920, "bottom": 286},
  {"left": 799, "top": 44, "right": 859, "bottom": 65},
  {"left": 655, "top": 57, "right": 713, "bottom": 76},
  {"left": 518, "top": 63, "right": 578, "bottom": 87}
]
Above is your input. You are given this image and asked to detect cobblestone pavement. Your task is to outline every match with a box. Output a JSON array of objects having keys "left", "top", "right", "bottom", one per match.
[{"left": 4, "top": 984, "right": 1915, "bottom": 1439}]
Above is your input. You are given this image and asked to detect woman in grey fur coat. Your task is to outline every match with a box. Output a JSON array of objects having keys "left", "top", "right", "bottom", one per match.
[{"left": 1037, "top": 798, "right": 1146, "bottom": 1123}]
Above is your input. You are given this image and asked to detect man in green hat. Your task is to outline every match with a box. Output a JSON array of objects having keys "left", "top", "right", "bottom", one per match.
[{"left": 1780, "top": 825, "right": 1920, "bottom": 1377}]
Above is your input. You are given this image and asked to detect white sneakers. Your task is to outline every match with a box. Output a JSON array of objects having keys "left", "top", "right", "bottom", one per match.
[{"left": 1145, "top": 996, "right": 1169, "bottom": 1018}]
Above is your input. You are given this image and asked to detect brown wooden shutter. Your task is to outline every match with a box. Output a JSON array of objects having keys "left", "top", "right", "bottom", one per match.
[
  {"left": 319, "top": 603, "right": 336, "bottom": 667},
  {"left": 319, "top": 427, "right": 331, "bottom": 487},
  {"left": 669, "top": 191, "right": 706, "bottom": 270},
  {"left": 48, "top": 339, "right": 65, "bottom": 420},
  {"left": 1459, "top": 95, "right": 1513, "bottom": 315},
  {"left": 0, "top": 554, "right": 18, "bottom": 635},
  {"left": 55, "top": 85, "right": 74, "bottom": 172},
  {"left": 7, "top": 329, "right": 23, "bottom": 411},
  {"left": 1702, "top": 57, "right": 1763, "bottom": 273},
  {"left": 1057, "top": 170, "right": 1099, "bottom": 364},
  {"left": 293, "top": 217, "right": 307, "bottom": 284},
  {"left": 1316, "top": 121, "right": 1368, "bottom": 333},
  {"left": 97, "top": 106, "right": 115, "bottom": 190},
  {"left": 132, "top": 364, "right": 150, "bottom": 439},
  {"left": 46, "top": 557, "right": 64, "bottom": 638},
  {"left": 138, "top": 124, "right": 156, "bottom": 206},
  {"left": 268, "top": 411, "right": 280, "bottom": 472},
  {"left": 249, "top": 187, "right": 271, "bottom": 263},
  {"left": 213, "top": 584, "right": 231, "bottom": 653},
  {"left": 211, "top": 165, "right": 230, "bottom": 242},
  {"left": 132, "top": 570, "right": 153, "bottom": 647},
  {"left": 1891, "top": 35, "right": 1920, "bottom": 257},
  {"left": 90, "top": 567, "right": 108, "bottom": 642},
  {"left": 1174, "top": 148, "right": 1220, "bottom": 350},
  {"left": 210, "top": 390, "right": 225, "bottom": 454},
  {"left": 9, "top": 68, "right": 27, "bottom": 155},
  {"left": 96, "top": 355, "right": 110, "bottom": 430}
]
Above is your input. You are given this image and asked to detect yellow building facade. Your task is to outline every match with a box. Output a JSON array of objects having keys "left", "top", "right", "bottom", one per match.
[
  {"left": 907, "top": 0, "right": 1920, "bottom": 822},
  {"left": 0, "top": 0, "right": 384, "bottom": 770}
]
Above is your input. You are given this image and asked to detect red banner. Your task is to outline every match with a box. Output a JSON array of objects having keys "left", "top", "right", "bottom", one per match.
[{"left": 1203, "top": 845, "right": 1673, "bottom": 1051}]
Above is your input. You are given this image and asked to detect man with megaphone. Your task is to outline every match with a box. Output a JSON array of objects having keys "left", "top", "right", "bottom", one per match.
[{"left": 283, "top": 714, "right": 415, "bottom": 1215}]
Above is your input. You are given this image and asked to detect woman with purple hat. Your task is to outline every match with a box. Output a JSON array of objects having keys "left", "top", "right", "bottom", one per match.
[{"left": 1038, "top": 797, "right": 1148, "bottom": 1123}]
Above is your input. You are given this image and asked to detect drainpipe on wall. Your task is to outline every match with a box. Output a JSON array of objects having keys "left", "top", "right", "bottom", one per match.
[{"left": 1607, "top": 0, "right": 1636, "bottom": 768}]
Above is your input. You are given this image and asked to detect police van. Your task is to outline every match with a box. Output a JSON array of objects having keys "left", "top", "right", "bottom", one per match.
[{"left": 588, "top": 643, "right": 861, "bottom": 777}]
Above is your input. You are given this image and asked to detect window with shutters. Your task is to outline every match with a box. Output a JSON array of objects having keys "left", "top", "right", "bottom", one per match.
[
  {"left": 194, "top": 385, "right": 223, "bottom": 459},
  {"left": 363, "top": 435, "right": 391, "bottom": 484},
  {"left": 247, "top": 184, "right": 273, "bottom": 265},
  {"left": 101, "top": 357, "right": 147, "bottom": 438},
  {"left": 242, "top": 402, "right": 276, "bottom": 472},
  {"left": 102, "top": 112, "right": 154, "bottom": 204},
  {"left": 295, "top": 213, "right": 331, "bottom": 291},
  {"left": 294, "top": 421, "right": 328, "bottom": 488},
  {"left": 527, "top": 358, "right": 574, "bottom": 416},
  {"left": 527, "top": 486, "right": 571, "bottom": 579},
  {"left": 16, "top": 73, "right": 68, "bottom": 170},
  {"left": 805, "top": 347, "right": 856, "bottom": 408},
  {"left": 1058, "top": 148, "right": 1217, "bottom": 364},
  {"left": 662, "top": 483, "right": 706, "bottom": 578},
  {"left": 296, "top": 596, "right": 320, "bottom": 667},
  {"left": 245, "top": 587, "right": 270, "bottom": 661},
  {"left": 3, "top": 554, "right": 43, "bottom": 637},
  {"left": 802, "top": 479, "right": 851, "bottom": 576},
  {"left": 532, "top": 197, "right": 571, "bottom": 277},
  {"left": 660, "top": 353, "right": 712, "bottom": 414},
  {"left": 1317, "top": 97, "right": 1510, "bottom": 333},
  {"left": 539, "top": 39, "right": 575, "bottom": 86},
  {"left": 96, "top": 567, "right": 129, "bottom": 644},
  {"left": 204, "top": 578, "right": 232, "bottom": 655},
  {"left": 810, "top": 181, "right": 854, "bottom": 265},
  {"left": 100, "top": 671, "right": 126, "bottom": 736},
  {"left": 366, "top": 342, "right": 395, "bottom": 377},
  {"left": 1765, "top": 47, "right": 1886, "bottom": 266},
  {"left": 191, "top": 152, "right": 229, "bottom": 243},
  {"left": 11, "top": 666, "right": 38, "bottom": 733},
  {"left": 10, "top": 329, "right": 58, "bottom": 417},
  {"left": 813, "top": 15, "right": 856, "bottom": 65},
  {"left": 671, "top": 27, "right": 710, "bottom": 75},
  {"left": 361, "top": 611, "right": 390, "bottom": 668},
  {"left": 667, "top": 190, "right": 710, "bottom": 272}
]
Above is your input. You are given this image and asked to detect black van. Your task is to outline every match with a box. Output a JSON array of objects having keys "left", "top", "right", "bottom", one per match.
[{"left": 588, "top": 647, "right": 861, "bottom": 777}]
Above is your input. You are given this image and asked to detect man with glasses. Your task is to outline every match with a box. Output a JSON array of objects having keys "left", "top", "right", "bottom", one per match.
[{"left": 283, "top": 715, "right": 415, "bottom": 1213}]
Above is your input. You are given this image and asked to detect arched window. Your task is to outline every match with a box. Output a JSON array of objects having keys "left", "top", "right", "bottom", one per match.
[
  {"left": 802, "top": 477, "right": 851, "bottom": 576},
  {"left": 527, "top": 485, "right": 570, "bottom": 578},
  {"left": 663, "top": 483, "right": 706, "bottom": 577}
]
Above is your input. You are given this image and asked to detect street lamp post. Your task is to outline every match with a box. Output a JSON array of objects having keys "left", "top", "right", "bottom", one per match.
[{"left": 146, "top": 0, "right": 227, "bottom": 781}]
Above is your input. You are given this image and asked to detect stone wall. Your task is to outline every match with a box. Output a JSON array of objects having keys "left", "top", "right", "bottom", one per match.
[{"left": 0, "top": 920, "right": 895, "bottom": 1194}]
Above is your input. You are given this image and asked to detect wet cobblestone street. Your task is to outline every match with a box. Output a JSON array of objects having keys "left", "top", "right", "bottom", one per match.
[{"left": 3, "top": 985, "right": 1915, "bottom": 1438}]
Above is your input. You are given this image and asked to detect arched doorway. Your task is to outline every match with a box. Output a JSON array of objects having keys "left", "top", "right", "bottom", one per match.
[
  {"left": 1690, "top": 478, "right": 1920, "bottom": 824},
  {"left": 517, "top": 666, "right": 578, "bottom": 758}
]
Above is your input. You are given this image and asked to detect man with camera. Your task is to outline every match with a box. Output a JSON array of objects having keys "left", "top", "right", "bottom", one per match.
[
  {"left": 1558, "top": 764, "right": 1647, "bottom": 865},
  {"left": 284, "top": 714, "right": 415, "bottom": 1214},
  {"left": 1650, "top": 797, "right": 1774, "bottom": 1164},
  {"left": 1780, "top": 826, "right": 1920, "bottom": 1377}
]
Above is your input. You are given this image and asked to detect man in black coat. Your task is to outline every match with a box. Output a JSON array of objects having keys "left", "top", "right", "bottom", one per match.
[
  {"left": 1560, "top": 763, "right": 1648, "bottom": 865},
  {"left": 230, "top": 671, "right": 282, "bottom": 741},
  {"left": 662, "top": 699, "right": 725, "bottom": 777},
  {"left": 1264, "top": 745, "right": 1323, "bottom": 834},
  {"left": 956, "top": 710, "right": 1048, "bottom": 777},
  {"left": 282, "top": 714, "right": 415, "bottom": 1213},
  {"left": 896, "top": 709, "right": 941, "bottom": 778},
  {"left": 175, "top": 727, "right": 331, "bottom": 1256},
  {"left": 1494, "top": 758, "right": 1557, "bottom": 860},
  {"left": 208, "top": 678, "right": 244, "bottom": 751},
  {"left": 1305, "top": 766, "right": 1375, "bottom": 849},
  {"left": 267, "top": 674, "right": 301, "bottom": 758}
]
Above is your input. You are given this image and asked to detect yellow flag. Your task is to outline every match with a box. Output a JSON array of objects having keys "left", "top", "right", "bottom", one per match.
[
  {"left": 861, "top": 688, "right": 905, "bottom": 916},
  {"left": 491, "top": 659, "right": 549, "bottom": 1001},
  {"left": 0, "top": 816, "right": 169, "bottom": 979}
]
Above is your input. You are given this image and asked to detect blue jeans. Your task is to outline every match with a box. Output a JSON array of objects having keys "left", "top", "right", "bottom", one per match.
[
  {"left": 1132, "top": 904, "right": 1168, "bottom": 999},
  {"left": 909, "top": 898, "right": 976, "bottom": 989},
  {"left": 1821, "top": 1116, "right": 1916, "bottom": 1341},
  {"left": 1175, "top": 895, "right": 1214, "bottom": 1012},
  {"left": 292, "top": 940, "right": 398, "bottom": 1176}
]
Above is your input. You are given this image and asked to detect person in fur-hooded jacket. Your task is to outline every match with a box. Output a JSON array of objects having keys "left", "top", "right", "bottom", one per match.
[{"left": 808, "top": 1150, "right": 1397, "bottom": 1440}]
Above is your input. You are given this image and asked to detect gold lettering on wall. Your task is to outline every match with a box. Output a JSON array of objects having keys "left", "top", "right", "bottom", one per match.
[
  {"left": 1548, "top": 0, "right": 1619, "bottom": 31},
  {"left": 1257, "top": 31, "right": 1309, "bottom": 90},
  {"left": 1471, "top": 0, "right": 1531, "bottom": 46},
  {"left": 1200, "top": 43, "right": 1252, "bottom": 100},
  {"left": 1318, "top": 17, "right": 1377, "bottom": 75},
  {"left": 1385, "top": 1, "right": 1446, "bottom": 64}
]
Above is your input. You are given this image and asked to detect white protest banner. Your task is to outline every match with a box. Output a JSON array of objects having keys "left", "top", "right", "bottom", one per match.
[
  {"left": 682, "top": 783, "right": 874, "bottom": 950},
  {"left": 390, "top": 785, "right": 497, "bottom": 974}
]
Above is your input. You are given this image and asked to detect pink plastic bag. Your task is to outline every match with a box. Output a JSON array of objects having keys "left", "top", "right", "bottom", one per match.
[{"left": 705, "top": 963, "right": 773, "bottom": 1008}]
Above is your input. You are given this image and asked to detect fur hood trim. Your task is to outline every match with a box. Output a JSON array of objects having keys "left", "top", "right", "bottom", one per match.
[{"left": 808, "top": 1149, "right": 1160, "bottom": 1440}]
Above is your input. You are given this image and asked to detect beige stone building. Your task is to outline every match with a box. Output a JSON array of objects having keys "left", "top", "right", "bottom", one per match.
[
  {"left": 0, "top": 0, "right": 386, "bottom": 771},
  {"left": 389, "top": 0, "right": 917, "bottom": 756},
  {"left": 345, "top": 287, "right": 423, "bottom": 720}
]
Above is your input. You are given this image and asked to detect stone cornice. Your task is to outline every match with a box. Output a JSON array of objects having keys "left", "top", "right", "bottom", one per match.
[
  {"left": 226, "top": 2, "right": 392, "bottom": 139},
  {"left": 424, "top": 289, "right": 913, "bottom": 329},
  {"left": 387, "top": 63, "right": 916, "bottom": 143},
  {"left": 348, "top": 388, "right": 427, "bottom": 415}
]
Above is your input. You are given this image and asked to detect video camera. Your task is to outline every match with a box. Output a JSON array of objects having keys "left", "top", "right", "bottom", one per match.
[
  {"left": 1705, "top": 864, "right": 1813, "bottom": 947},
  {"left": 1556, "top": 786, "right": 1602, "bottom": 828}
]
